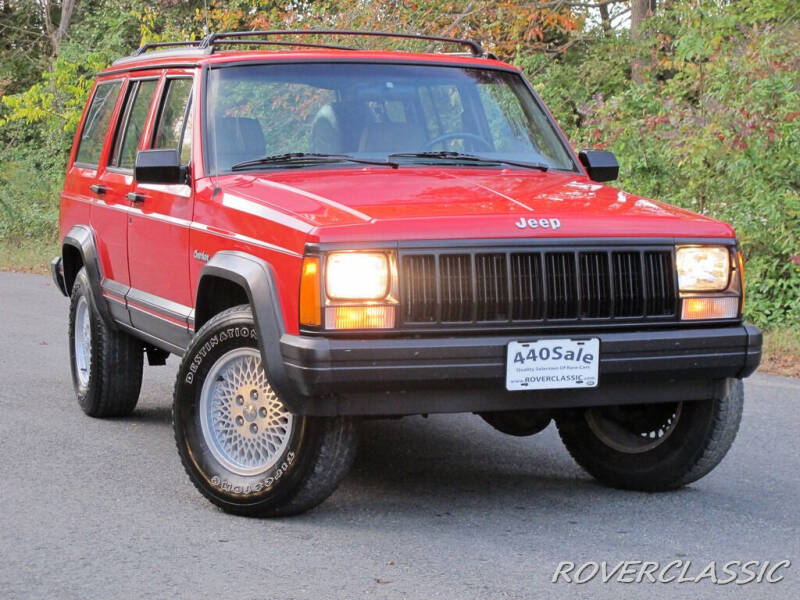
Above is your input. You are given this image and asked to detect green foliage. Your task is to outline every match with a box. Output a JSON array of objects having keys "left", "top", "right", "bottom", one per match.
[
  {"left": 0, "top": 1, "right": 138, "bottom": 243},
  {"left": 528, "top": 0, "right": 800, "bottom": 327}
]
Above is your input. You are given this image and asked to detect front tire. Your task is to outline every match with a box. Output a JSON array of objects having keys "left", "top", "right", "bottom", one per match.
[
  {"left": 69, "top": 268, "right": 143, "bottom": 417},
  {"left": 173, "top": 305, "right": 358, "bottom": 517},
  {"left": 556, "top": 379, "right": 744, "bottom": 491}
]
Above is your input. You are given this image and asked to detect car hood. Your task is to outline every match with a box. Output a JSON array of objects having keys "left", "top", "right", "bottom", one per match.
[{"left": 214, "top": 167, "right": 734, "bottom": 244}]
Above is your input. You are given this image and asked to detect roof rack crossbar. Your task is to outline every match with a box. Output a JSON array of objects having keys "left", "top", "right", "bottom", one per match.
[
  {"left": 201, "top": 30, "right": 486, "bottom": 57},
  {"left": 133, "top": 40, "right": 204, "bottom": 56},
  {"left": 211, "top": 39, "right": 360, "bottom": 52}
]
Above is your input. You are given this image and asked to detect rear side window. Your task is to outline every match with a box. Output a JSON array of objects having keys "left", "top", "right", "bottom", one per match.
[
  {"left": 153, "top": 78, "right": 193, "bottom": 163},
  {"left": 74, "top": 80, "right": 122, "bottom": 167},
  {"left": 110, "top": 80, "right": 158, "bottom": 170}
]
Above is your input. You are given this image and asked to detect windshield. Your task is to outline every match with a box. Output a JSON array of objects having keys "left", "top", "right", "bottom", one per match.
[{"left": 206, "top": 63, "right": 578, "bottom": 173}]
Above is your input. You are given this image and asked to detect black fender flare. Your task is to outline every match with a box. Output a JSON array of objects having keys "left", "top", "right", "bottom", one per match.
[
  {"left": 62, "top": 225, "right": 116, "bottom": 329},
  {"left": 197, "top": 251, "right": 297, "bottom": 409}
]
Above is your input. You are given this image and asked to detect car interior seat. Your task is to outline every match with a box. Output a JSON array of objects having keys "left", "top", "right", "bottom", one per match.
[
  {"left": 214, "top": 116, "right": 266, "bottom": 171},
  {"left": 310, "top": 102, "right": 370, "bottom": 154}
]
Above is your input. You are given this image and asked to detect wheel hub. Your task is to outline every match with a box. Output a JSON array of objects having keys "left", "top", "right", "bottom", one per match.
[
  {"left": 73, "top": 296, "right": 92, "bottom": 387},
  {"left": 199, "top": 348, "right": 294, "bottom": 476}
]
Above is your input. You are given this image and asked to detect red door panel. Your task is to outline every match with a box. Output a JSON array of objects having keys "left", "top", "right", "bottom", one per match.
[{"left": 127, "top": 73, "right": 195, "bottom": 312}]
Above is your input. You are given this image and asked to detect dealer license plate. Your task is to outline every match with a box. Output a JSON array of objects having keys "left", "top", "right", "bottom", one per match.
[{"left": 506, "top": 338, "right": 599, "bottom": 391}]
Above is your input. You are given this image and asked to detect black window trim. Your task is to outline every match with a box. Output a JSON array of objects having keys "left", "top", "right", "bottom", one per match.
[
  {"left": 73, "top": 79, "right": 124, "bottom": 170},
  {"left": 106, "top": 76, "right": 161, "bottom": 174}
]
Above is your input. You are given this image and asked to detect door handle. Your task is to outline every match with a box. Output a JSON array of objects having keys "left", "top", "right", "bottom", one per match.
[
  {"left": 90, "top": 184, "right": 106, "bottom": 195},
  {"left": 126, "top": 192, "right": 146, "bottom": 203}
]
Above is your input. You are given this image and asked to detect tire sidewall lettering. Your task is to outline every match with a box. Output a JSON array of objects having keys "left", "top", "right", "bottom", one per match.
[
  {"left": 207, "top": 451, "right": 297, "bottom": 496},
  {"left": 185, "top": 326, "right": 258, "bottom": 385}
]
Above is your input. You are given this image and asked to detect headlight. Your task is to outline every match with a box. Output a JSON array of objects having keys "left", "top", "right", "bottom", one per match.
[
  {"left": 326, "top": 252, "right": 390, "bottom": 300},
  {"left": 676, "top": 246, "right": 731, "bottom": 292}
]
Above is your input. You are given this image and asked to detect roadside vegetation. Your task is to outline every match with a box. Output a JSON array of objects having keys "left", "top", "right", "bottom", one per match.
[{"left": 1, "top": 0, "right": 797, "bottom": 374}]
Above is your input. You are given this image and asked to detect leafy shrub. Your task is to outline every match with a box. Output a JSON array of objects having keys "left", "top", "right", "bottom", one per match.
[{"left": 526, "top": 0, "right": 800, "bottom": 326}]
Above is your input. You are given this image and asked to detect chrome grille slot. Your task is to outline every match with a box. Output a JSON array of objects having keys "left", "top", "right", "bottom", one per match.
[
  {"left": 510, "top": 253, "right": 544, "bottom": 320},
  {"left": 580, "top": 252, "right": 611, "bottom": 318},
  {"left": 402, "top": 254, "right": 436, "bottom": 322},
  {"left": 644, "top": 251, "right": 675, "bottom": 316},
  {"left": 440, "top": 254, "right": 472, "bottom": 322},
  {"left": 545, "top": 253, "right": 577, "bottom": 319},
  {"left": 475, "top": 253, "right": 508, "bottom": 321},
  {"left": 612, "top": 251, "right": 643, "bottom": 317}
]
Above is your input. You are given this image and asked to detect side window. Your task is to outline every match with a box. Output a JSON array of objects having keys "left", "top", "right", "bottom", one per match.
[
  {"left": 153, "top": 78, "right": 193, "bottom": 164},
  {"left": 74, "top": 80, "right": 122, "bottom": 167},
  {"left": 180, "top": 103, "right": 193, "bottom": 164},
  {"left": 110, "top": 80, "right": 158, "bottom": 170}
]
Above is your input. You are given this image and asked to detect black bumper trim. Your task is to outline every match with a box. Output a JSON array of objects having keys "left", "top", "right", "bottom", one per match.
[
  {"left": 51, "top": 257, "right": 67, "bottom": 296},
  {"left": 280, "top": 324, "right": 762, "bottom": 416}
]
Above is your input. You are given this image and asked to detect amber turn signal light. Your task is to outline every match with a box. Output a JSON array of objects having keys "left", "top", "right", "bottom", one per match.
[
  {"left": 299, "top": 257, "right": 321, "bottom": 326},
  {"left": 325, "top": 306, "right": 395, "bottom": 329},
  {"left": 681, "top": 297, "right": 739, "bottom": 320}
]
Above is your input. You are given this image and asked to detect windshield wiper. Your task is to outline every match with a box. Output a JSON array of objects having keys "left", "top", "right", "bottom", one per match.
[
  {"left": 388, "top": 151, "right": 549, "bottom": 172},
  {"left": 231, "top": 152, "right": 398, "bottom": 171}
]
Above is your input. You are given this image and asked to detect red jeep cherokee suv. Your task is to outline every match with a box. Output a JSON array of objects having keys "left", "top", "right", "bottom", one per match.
[{"left": 52, "top": 31, "right": 761, "bottom": 516}]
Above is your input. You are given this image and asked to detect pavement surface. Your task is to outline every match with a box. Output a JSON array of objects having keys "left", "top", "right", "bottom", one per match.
[{"left": 0, "top": 271, "right": 798, "bottom": 600}]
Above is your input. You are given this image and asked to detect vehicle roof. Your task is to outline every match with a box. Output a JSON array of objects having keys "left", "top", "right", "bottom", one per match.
[{"left": 100, "top": 49, "right": 520, "bottom": 76}]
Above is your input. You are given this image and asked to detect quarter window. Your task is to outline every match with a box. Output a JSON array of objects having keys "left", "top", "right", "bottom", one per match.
[
  {"left": 153, "top": 78, "right": 193, "bottom": 163},
  {"left": 74, "top": 80, "right": 122, "bottom": 167}
]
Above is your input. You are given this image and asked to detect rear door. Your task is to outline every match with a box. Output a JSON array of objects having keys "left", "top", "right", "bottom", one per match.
[
  {"left": 126, "top": 71, "right": 195, "bottom": 347},
  {"left": 62, "top": 79, "right": 124, "bottom": 283}
]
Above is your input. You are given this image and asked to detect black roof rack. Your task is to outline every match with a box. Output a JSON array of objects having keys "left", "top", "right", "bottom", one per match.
[
  {"left": 202, "top": 30, "right": 487, "bottom": 56},
  {"left": 130, "top": 29, "right": 490, "bottom": 59},
  {"left": 132, "top": 39, "right": 204, "bottom": 56}
]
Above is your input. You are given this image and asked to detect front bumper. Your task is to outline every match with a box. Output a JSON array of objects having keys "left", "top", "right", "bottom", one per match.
[{"left": 280, "top": 324, "right": 762, "bottom": 416}]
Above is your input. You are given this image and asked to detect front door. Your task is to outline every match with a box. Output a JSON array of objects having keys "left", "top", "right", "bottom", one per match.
[
  {"left": 127, "top": 73, "right": 195, "bottom": 348},
  {"left": 95, "top": 76, "right": 159, "bottom": 323}
]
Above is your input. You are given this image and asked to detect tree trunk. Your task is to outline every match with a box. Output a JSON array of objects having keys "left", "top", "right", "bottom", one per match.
[
  {"left": 631, "top": 0, "right": 656, "bottom": 34},
  {"left": 42, "top": 0, "right": 76, "bottom": 57},
  {"left": 630, "top": 0, "right": 656, "bottom": 84},
  {"left": 599, "top": 2, "right": 611, "bottom": 33}
]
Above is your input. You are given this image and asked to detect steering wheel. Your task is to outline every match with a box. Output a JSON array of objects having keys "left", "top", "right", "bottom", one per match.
[{"left": 423, "top": 131, "right": 493, "bottom": 152}]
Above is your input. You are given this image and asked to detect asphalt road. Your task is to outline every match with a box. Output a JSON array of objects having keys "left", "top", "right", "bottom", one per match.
[{"left": 1, "top": 271, "right": 798, "bottom": 600}]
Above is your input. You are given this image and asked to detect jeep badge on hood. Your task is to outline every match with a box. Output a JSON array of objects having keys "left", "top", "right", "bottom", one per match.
[{"left": 516, "top": 217, "right": 562, "bottom": 230}]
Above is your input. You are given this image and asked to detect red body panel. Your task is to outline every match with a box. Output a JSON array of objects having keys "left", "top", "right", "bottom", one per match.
[
  {"left": 59, "top": 48, "right": 736, "bottom": 339},
  {"left": 214, "top": 168, "right": 735, "bottom": 243},
  {"left": 127, "top": 70, "right": 194, "bottom": 310}
]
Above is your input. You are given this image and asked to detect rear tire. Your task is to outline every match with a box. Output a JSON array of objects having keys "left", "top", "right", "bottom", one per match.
[
  {"left": 173, "top": 305, "right": 358, "bottom": 517},
  {"left": 556, "top": 379, "right": 743, "bottom": 491},
  {"left": 69, "top": 268, "right": 143, "bottom": 417},
  {"left": 479, "top": 409, "right": 552, "bottom": 437}
]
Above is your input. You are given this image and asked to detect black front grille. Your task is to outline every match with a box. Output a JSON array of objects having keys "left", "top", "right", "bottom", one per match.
[{"left": 401, "top": 248, "right": 676, "bottom": 326}]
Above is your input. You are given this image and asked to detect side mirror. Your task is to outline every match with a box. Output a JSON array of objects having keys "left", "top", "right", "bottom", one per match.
[
  {"left": 578, "top": 150, "right": 619, "bottom": 182},
  {"left": 134, "top": 149, "right": 187, "bottom": 185}
]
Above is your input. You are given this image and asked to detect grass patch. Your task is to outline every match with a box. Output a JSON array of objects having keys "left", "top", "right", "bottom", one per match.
[
  {"left": 760, "top": 327, "right": 800, "bottom": 379},
  {"left": 0, "top": 236, "right": 58, "bottom": 274}
]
